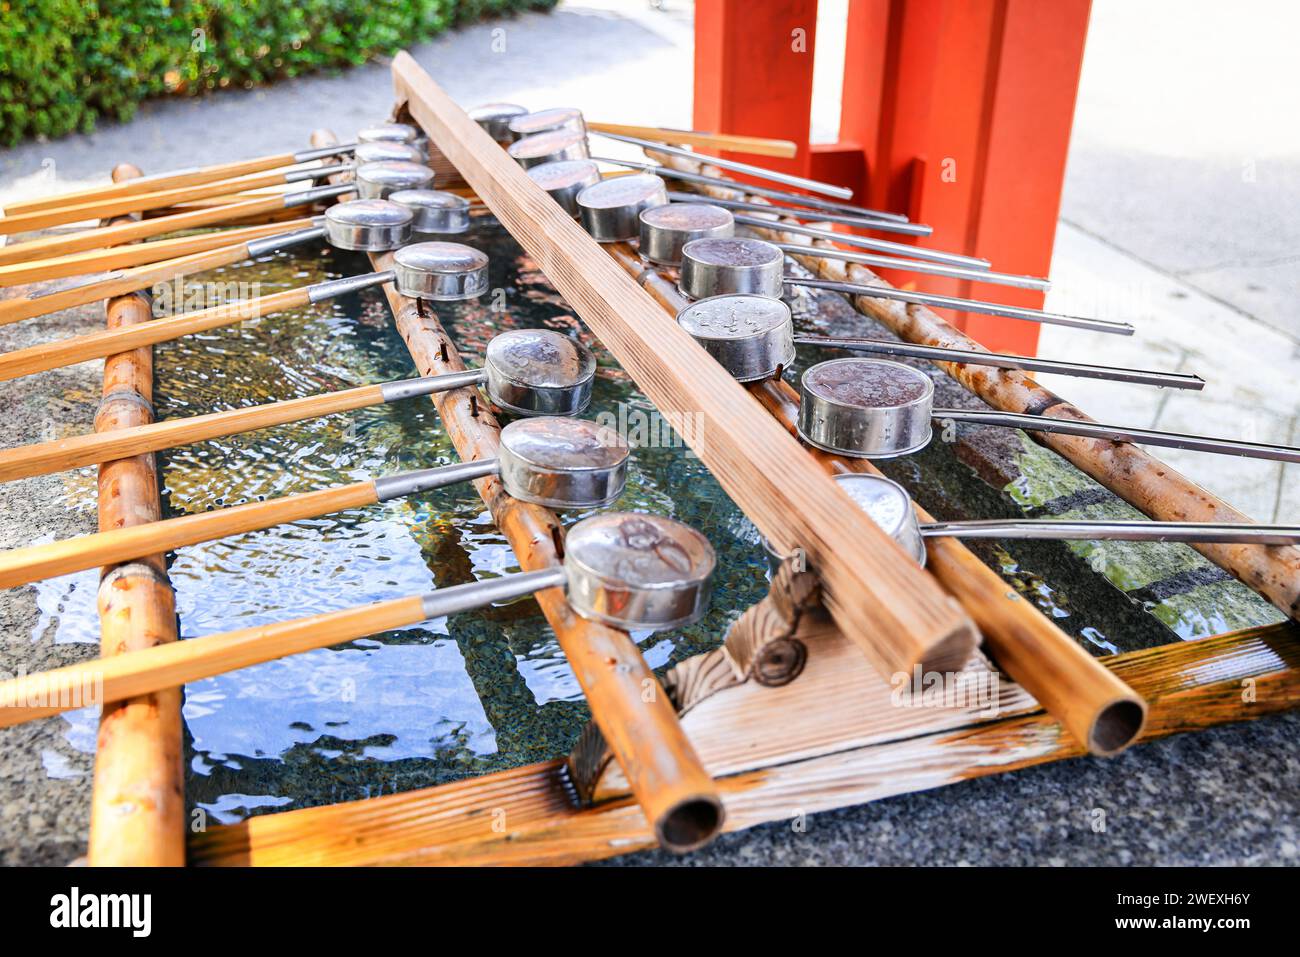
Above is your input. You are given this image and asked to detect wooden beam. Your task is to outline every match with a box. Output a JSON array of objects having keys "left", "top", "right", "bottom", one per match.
[{"left": 389, "top": 51, "right": 979, "bottom": 680}]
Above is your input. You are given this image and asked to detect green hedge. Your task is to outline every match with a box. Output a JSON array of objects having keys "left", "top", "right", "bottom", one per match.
[{"left": 0, "top": 0, "right": 557, "bottom": 146}]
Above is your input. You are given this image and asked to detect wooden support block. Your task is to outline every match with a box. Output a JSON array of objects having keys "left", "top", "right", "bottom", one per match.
[{"left": 188, "top": 622, "right": 1300, "bottom": 866}]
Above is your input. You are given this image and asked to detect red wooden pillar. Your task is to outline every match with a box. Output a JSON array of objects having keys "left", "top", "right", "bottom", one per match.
[
  {"left": 693, "top": 0, "right": 819, "bottom": 179},
  {"left": 693, "top": 0, "right": 1092, "bottom": 355}
]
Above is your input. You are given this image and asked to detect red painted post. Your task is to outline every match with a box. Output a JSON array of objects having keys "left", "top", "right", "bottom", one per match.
[
  {"left": 842, "top": 0, "right": 1091, "bottom": 353},
  {"left": 693, "top": 0, "right": 819, "bottom": 180},
  {"left": 694, "top": 0, "right": 1092, "bottom": 355}
]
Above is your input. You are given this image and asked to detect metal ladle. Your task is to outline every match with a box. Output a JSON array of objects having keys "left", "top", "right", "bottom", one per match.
[
  {"left": 640, "top": 202, "right": 1046, "bottom": 291},
  {"left": 664, "top": 191, "right": 932, "bottom": 238},
  {"left": 528, "top": 159, "right": 603, "bottom": 216},
  {"left": 0, "top": 235, "right": 492, "bottom": 383},
  {"left": 593, "top": 156, "right": 917, "bottom": 229},
  {"left": 389, "top": 189, "right": 472, "bottom": 234},
  {"left": 508, "top": 129, "right": 591, "bottom": 168},
  {"left": 0, "top": 417, "right": 635, "bottom": 591},
  {"left": 674, "top": 294, "right": 1202, "bottom": 390},
  {"left": 678, "top": 237, "right": 1134, "bottom": 335},
  {"left": 508, "top": 107, "right": 587, "bottom": 139},
  {"left": 797, "top": 357, "right": 1300, "bottom": 464},
  {"left": 576, "top": 174, "right": 670, "bottom": 241},
  {"left": 469, "top": 103, "right": 529, "bottom": 144},
  {"left": 0, "top": 329, "right": 598, "bottom": 483},
  {"left": 355, "top": 161, "right": 437, "bottom": 199},
  {"left": 354, "top": 141, "right": 426, "bottom": 164}
]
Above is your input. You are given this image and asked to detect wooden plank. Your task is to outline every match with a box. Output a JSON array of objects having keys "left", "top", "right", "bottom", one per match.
[
  {"left": 87, "top": 162, "right": 185, "bottom": 866},
  {"left": 389, "top": 51, "right": 979, "bottom": 681},
  {"left": 652, "top": 151, "right": 1300, "bottom": 624},
  {"left": 188, "top": 621, "right": 1300, "bottom": 866}
]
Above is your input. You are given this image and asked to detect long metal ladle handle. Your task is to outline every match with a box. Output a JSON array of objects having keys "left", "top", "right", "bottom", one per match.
[
  {"left": 665, "top": 191, "right": 931, "bottom": 237},
  {"left": 745, "top": 220, "right": 992, "bottom": 272},
  {"left": 771, "top": 239, "right": 1047, "bottom": 290},
  {"left": 919, "top": 519, "right": 1300, "bottom": 545},
  {"left": 283, "top": 182, "right": 356, "bottom": 209},
  {"left": 592, "top": 131, "right": 855, "bottom": 201},
  {"left": 788, "top": 277, "right": 1136, "bottom": 336},
  {"left": 793, "top": 335, "right": 1203, "bottom": 391},
  {"left": 373, "top": 457, "right": 500, "bottom": 502},
  {"left": 246, "top": 223, "right": 327, "bottom": 258},
  {"left": 935, "top": 409, "right": 1300, "bottom": 464},
  {"left": 593, "top": 157, "right": 913, "bottom": 229},
  {"left": 417, "top": 566, "right": 568, "bottom": 620},
  {"left": 307, "top": 269, "right": 396, "bottom": 302}
]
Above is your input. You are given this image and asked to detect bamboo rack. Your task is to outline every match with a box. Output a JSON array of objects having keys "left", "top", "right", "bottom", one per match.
[
  {"left": 5, "top": 54, "right": 1299, "bottom": 868},
  {"left": 87, "top": 163, "right": 185, "bottom": 866}
]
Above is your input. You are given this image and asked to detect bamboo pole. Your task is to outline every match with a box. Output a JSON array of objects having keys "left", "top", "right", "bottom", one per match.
[
  {"left": 0, "top": 383, "right": 386, "bottom": 482},
  {"left": 586, "top": 122, "right": 798, "bottom": 158},
  {"left": 0, "top": 287, "right": 311, "bottom": 382},
  {"left": 652, "top": 150, "right": 1300, "bottom": 623},
  {"left": 87, "top": 162, "right": 185, "bottom": 867},
  {"left": 0, "top": 167, "right": 341, "bottom": 236},
  {"left": 0, "top": 218, "right": 313, "bottom": 287},
  {"left": 391, "top": 51, "right": 979, "bottom": 680},
  {"left": 0, "top": 481, "right": 377, "bottom": 588},
  {"left": 0, "top": 194, "right": 322, "bottom": 268},
  {"left": 604, "top": 242, "right": 1147, "bottom": 756},
  {"left": 1, "top": 148, "right": 340, "bottom": 215}
]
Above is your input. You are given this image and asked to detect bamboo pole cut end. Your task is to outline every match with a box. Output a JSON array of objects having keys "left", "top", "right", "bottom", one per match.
[
  {"left": 656, "top": 794, "right": 726, "bottom": 854},
  {"left": 1087, "top": 696, "right": 1148, "bottom": 757}
]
